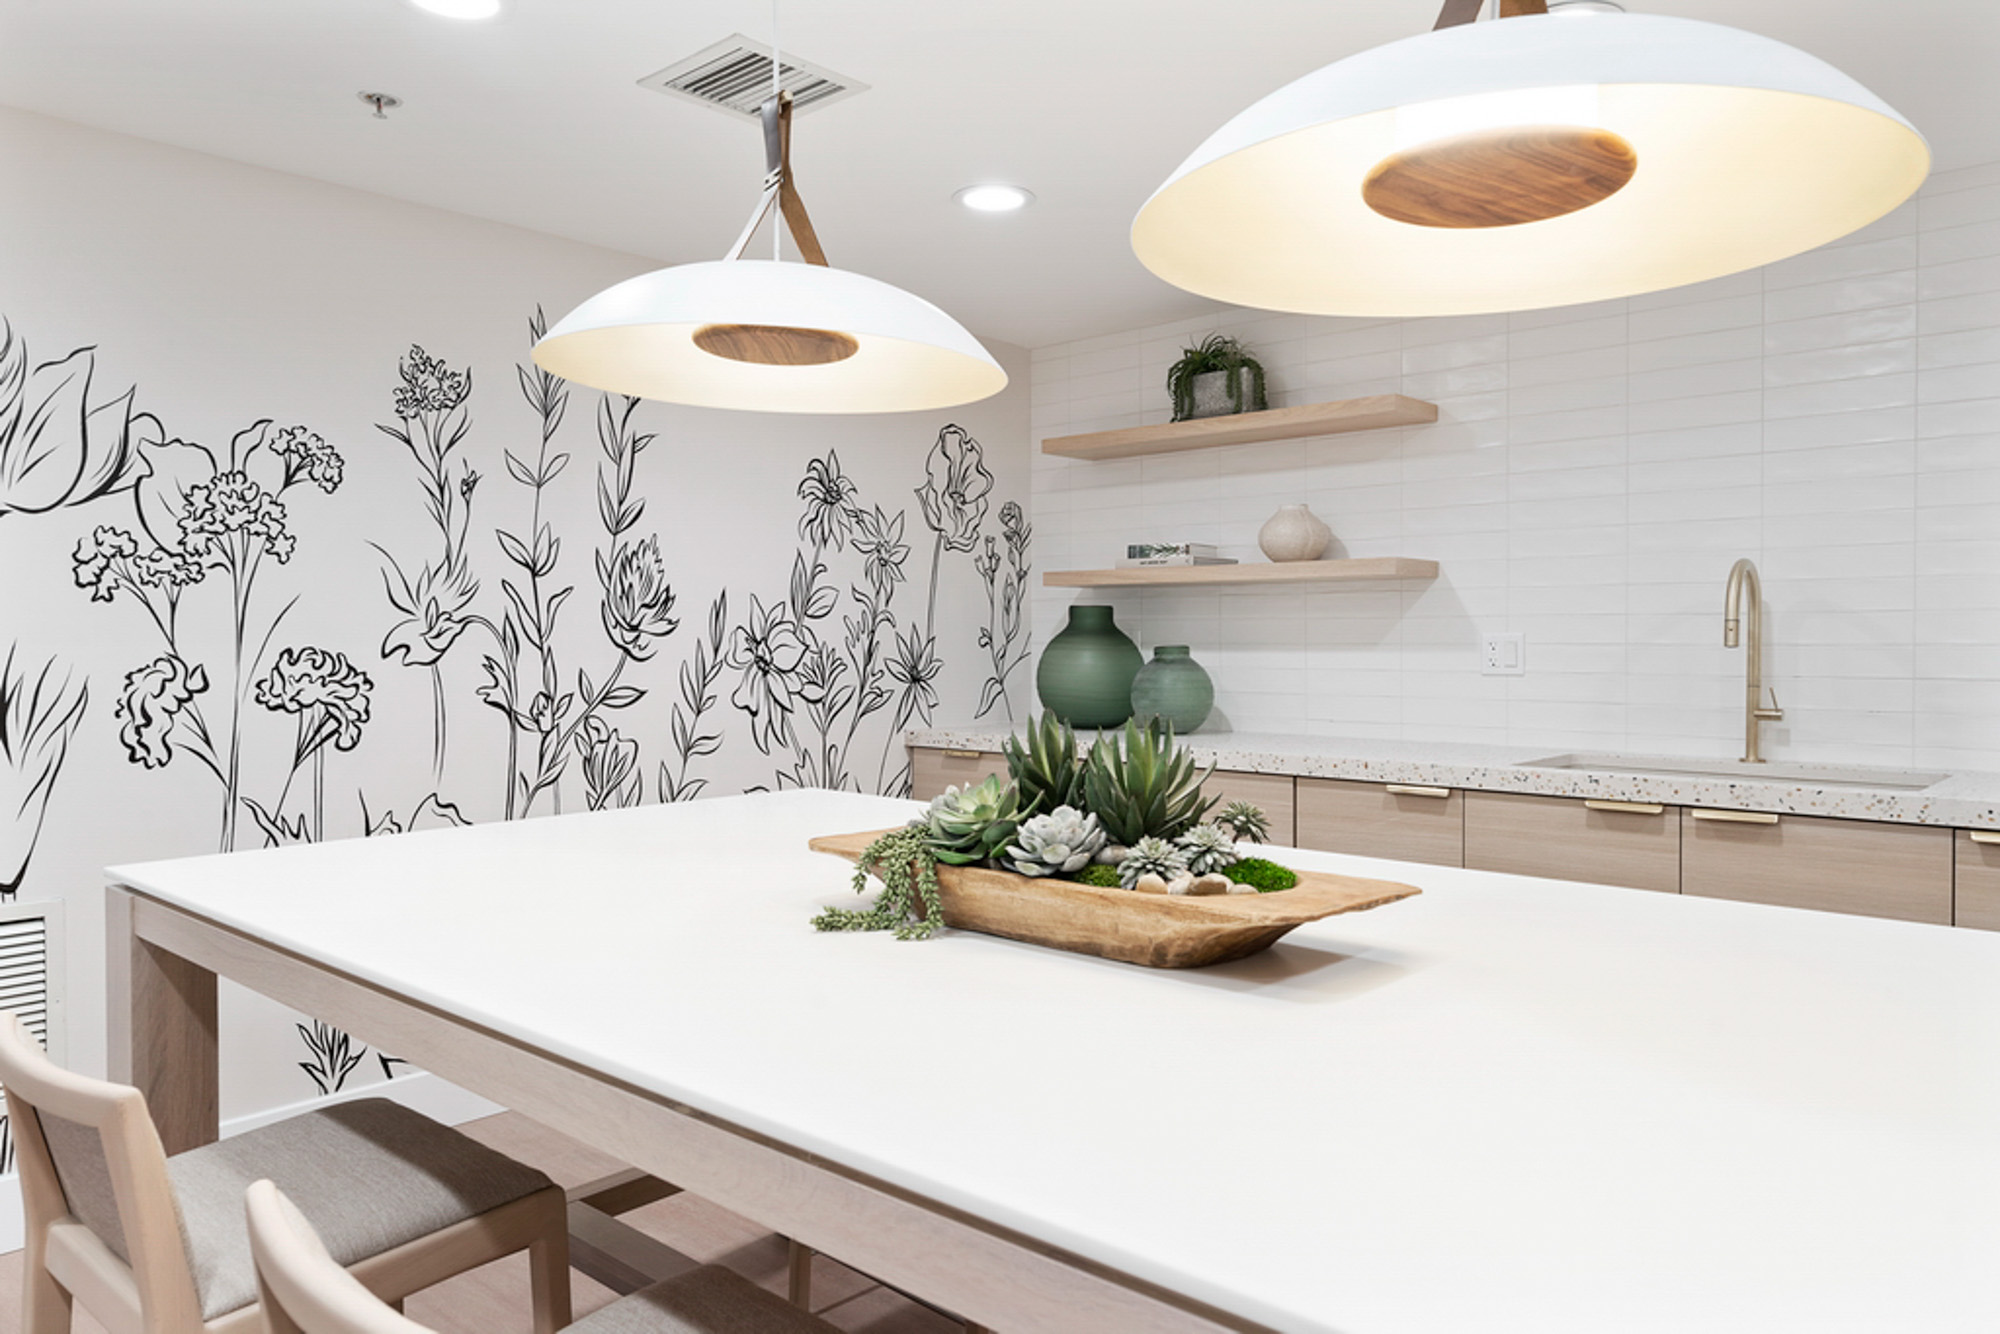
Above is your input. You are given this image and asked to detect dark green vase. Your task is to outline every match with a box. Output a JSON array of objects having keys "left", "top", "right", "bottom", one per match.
[
  {"left": 1131, "top": 645, "right": 1214, "bottom": 733},
  {"left": 1036, "top": 605, "right": 1142, "bottom": 729}
]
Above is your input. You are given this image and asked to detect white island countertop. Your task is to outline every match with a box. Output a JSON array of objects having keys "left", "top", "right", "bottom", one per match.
[
  {"left": 112, "top": 789, "right": 2000, "bottom": 1333},
  {"left": 909, "top": 725, "right": 2000, "bottom": 829}
]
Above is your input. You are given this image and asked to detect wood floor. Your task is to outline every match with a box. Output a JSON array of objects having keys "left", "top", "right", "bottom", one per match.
[{"left": 0, "top": 1110, "right": 962, "bottom": 1333}]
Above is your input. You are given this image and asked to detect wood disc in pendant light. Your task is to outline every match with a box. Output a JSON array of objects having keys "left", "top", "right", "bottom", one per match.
[
  {"left": 1363, "top": 125, "right": 1638, "bottom": 228},
  {"left": 693, "top": 322, "right": 860, "bottom": 365}
]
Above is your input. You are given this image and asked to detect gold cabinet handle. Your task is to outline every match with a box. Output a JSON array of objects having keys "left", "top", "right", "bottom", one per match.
[
  {"left": 1969, "top": 830, "right": 2000, "bottom": 845},
  {"left": 942, "top": 749, "right": 982, "bottom": 760},
  {"left": 1584, "top": 800, "right": 1665, "bottom": 815},
  {"left": 1690, "top": 808, "right": 1779, "bottom": 825},
  {"left": 1384, "top": 784, "right": 1451, "bottom": 799}
]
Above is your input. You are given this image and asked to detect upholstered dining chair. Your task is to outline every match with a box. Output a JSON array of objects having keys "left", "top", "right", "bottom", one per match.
[
  {"left": 0, "top": 1013, "right": 571, "bottom": 1334},
  {"left": 247, "top": 1178, "right": 839, "bottom": 1334}
]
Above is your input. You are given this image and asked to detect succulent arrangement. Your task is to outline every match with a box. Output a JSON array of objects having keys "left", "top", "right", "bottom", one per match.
[{"left": 815, "top": 715, "right": 1304, "bottom": 939}]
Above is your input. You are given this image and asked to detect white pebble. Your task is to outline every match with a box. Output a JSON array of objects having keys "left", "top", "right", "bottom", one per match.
[{"left": 1132, "top": 872, "right": 1170, "bottom": 894}]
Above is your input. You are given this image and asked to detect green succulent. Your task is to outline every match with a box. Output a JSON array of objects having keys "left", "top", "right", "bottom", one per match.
[
  {"left": 922, "top": 774, "right": 1031, "bottom": 866},
  {"left": 1119, "top": 835, "right": 1188, "bottom": 889},
  {"left": 1217, "top": 800, "right": 1271, "bottom": 845},
  {"left": 1004, "top": 805, "right": 1107, "bottom": 878},
  {"left": 1082, "top": 718, "right": 1216, "bottom": 847},
  {"left": 1175, "top": 822, "right": 1241, "bottom": 876},
  {"left": 1004, "top": 712, "right": 1086, "bottom": 815}
]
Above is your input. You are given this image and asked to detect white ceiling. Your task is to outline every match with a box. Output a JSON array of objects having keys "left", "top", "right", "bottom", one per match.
[{"left": 1, "top": 0, "right": 1992, "bottom": 348}]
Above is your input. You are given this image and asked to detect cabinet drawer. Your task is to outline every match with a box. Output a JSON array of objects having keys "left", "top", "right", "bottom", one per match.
[
  {"left": 1295, "top": 777, "right": 1462, "bottom": 866},
  {"left": 1681, "top": 809, "right": 1952, "bottom": 924},
  {"left": 908, "top": 746, "right": 1007, "bottom": 801},
  {"left": 1463, "top": 791, "right": 1679, "bottom": 893},
  {"left": 1955, "top": 830, "right": 2000, "bottom": 931},
  {"left": 1199, "top": 770, "right": 1295, "bottom": 847}
]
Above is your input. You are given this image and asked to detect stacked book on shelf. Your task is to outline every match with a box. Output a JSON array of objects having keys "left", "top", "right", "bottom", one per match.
[{"left": 1115, "top": 542, "right": 1239, "bottom": 568}]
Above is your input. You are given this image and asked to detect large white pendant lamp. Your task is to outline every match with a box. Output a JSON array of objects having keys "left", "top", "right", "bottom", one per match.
[
  {"left": 535, "top": 93, "right": 1006, "bottom": 413},
  {"left": 1132, "top": 0, "right": 1930, "bottom": 317}
]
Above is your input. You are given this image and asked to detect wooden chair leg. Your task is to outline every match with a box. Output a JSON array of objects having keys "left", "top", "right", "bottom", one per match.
[
  {"left": 786, "top": 1238, "right": 813, "bottom": 1310},
  {"left": 530, "top": 1218, "right": 574, "bottom": 1334},
  {"left": 22, "top": 1260, "right": 74, "bottom": 1334}
]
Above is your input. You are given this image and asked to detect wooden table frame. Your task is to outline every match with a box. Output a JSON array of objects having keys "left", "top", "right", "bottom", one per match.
[{"left": 106, "top": 885, "right": 1262, "bottom": 1334}]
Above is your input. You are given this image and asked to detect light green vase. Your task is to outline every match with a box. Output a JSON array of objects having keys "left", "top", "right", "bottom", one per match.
[
  {"left": 1036, "top": 605, "right": 1143, "bottom": 729},
  {"left": 1130, "top": 645, "right": 1214, "bottom": 733}
]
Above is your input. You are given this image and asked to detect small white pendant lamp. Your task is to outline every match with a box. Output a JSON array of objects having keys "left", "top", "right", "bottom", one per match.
[
  {"left": 535, "top": 90, "right": 1005, "bottom": 413},
  {"left": 1132, "top": 0, "right": 1930, "bottom": 317}
]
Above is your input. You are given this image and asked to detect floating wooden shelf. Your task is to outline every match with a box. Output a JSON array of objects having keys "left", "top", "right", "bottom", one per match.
[
  {"left": 1044, "top": 558, "right": 1439, "bottom": 588},
  {"left": 1042, "top": 394, "right": 1438, "bottom": 461}
]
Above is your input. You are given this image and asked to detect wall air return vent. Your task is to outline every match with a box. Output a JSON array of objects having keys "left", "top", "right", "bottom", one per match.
[{"left": 638, "top": 35, "right": 866, "bottom": 118}]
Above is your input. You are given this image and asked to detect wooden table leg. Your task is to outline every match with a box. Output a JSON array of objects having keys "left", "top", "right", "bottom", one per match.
[
  {"left": 788, "top": 1238, "right": 814, "bottom": 1309},
  {"left": 106, "top": 886, "right": 218, "bottom": 1154}
]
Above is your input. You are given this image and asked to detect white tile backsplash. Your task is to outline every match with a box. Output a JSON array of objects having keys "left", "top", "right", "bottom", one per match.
[{"left": 1029, "top": 164, "right": 2000, "bottom": 770}]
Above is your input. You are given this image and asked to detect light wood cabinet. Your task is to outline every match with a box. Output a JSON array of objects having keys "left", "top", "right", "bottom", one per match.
[
  {"left": 1463, "top": 792, "right": 1680, "bottom": 893},
  {"left": 909, "top": 747, "right": 1007, "bottom": 802},
  {"left": 1199, "top": 770, "right": 1296, "bottom": 847},
  {"left": 1680, "top": 809, "right": 1952, "bottom": 925},
  {"left": 1954, "top": 830, "right": 2000, "bottom": 931},
  {"left": 1295, "top": 777, "right": 1462, "bottom": 866}
]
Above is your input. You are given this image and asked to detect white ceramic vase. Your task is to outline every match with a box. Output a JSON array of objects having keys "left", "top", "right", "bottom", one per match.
[{"left": 1258, "top": 504, "right": 1332, "bottom": 563}]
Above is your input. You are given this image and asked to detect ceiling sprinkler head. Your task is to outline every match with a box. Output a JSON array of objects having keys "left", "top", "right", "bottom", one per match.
[{"left": 358, "top": 91, "right": 403, "bottom": 120}]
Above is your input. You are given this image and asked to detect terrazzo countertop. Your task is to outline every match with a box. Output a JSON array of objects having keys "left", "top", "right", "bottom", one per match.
[{"left": 907, "top": 726, "right": 2000, "bottom": 830}]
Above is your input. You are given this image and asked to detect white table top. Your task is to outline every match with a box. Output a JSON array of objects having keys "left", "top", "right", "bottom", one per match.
[{"left": 112, "top": 789, "right": 2000, "bottom": 1333}]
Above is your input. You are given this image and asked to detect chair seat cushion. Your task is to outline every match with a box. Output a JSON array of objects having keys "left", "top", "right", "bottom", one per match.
[
  {"left": 168, "top": 1097, "right": 553, "bottom": 1319},
  {"left": 572, "top": 1266, "right": 837, "bottom": 1334}
]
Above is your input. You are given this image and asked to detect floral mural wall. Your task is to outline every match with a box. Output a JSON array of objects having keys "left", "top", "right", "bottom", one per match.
[{"left": 0, "top": 104, "right": 1030, "bottom": 1180}]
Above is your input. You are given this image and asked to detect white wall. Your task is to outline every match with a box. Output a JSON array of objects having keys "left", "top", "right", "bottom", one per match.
[
  {"left": 1030, "top": 162, "right": 2000, "bottom": 772},
  {"left": 0, "top": 104, "right": 1030, "bottom": 1140}
]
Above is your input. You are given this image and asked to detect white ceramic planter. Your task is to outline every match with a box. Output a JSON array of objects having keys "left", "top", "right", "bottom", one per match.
[{"left": 1258, "top": 504, "right": 1332, "bottom": 562}]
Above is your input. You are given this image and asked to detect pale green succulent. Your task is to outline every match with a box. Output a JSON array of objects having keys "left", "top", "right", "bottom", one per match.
[
  {"left": 1217, "top": 800, "right": 1271, "bottom": 844},
  {"left": 1003, "top": 804, "right": 1107, "bottom": 878},
  {"left": 1175, "top": 822, "right": 1241, "bottom": 876},
  {"left": 1118, "top": 835, "right": 1188, "bottom": 889},
  {"left": 923, "top": 774, "right": 1031, "bottom": 866}
]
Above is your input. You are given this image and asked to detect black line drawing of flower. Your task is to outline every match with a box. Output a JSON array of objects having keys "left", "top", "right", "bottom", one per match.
[
  {"left": 974, "top": 499, "right": 1033, "bottom": 720},
  {"left": 115, "top": 654, "right": 209, "bottom": 771},
  {"left": 886, "top": 621, "right": 942, "bottom": 725},
  {"left": 249, "top": 646, "right": 374, "bottom": 844},
  {"left": 727, "top": 593, "right": 809, "bottom": 756},
  {"left": 598, "top": 534, "right": 678, "bottom": 662},
  {"left": 574, "top": 715, "right": 640, "bottom": 811},
  {"left": 0, "top": 650, "right": 88, "bottom": 899},
  {"left": 914, "top": 423, "right": 994, "bottom": 553},
  {"left": 82, "top": 419, "right": 342, "bottom": 851},
  {"left": 377, "top": 344, "right": 480, "bottom": 783},
  {"left": 296, "top": 1019, "right": 365, "bottom": 1096},
  {"left": 851, "top": 504, "right": 909, "bottom": 602},
  {"left": 798, "top": 452, "right": 858, "bottom": 551},
  {"left": 0, "top": 321, "right": 150, "bottom": 519},
  {"left": 379, "top": 552, "right": 478, "bottom": 668}
]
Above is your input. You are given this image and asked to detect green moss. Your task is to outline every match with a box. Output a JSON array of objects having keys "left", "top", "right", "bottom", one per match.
[
  {"left": 1068, "top": 863, "right": 1123, "bottom": 888},
  {"left": 1226, "top": 857, "right": 1298, "bottom": 892}
]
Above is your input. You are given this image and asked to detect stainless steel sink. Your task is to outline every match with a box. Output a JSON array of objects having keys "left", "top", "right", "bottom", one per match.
[{"left": 1517, "top": 752, "right": 1950, "bottom": 791}]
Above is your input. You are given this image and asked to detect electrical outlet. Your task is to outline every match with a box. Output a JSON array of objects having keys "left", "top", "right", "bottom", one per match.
[{"left": 1481, "top": 632, "right": 1525, "bottom": 676}]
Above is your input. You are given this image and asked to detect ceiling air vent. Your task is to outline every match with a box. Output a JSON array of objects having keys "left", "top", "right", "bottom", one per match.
[{"left": 638, "top": 35, "right": 867, "bottom": 118}]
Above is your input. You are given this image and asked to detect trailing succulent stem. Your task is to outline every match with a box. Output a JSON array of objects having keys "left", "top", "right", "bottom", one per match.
[
  {"left": 812, "top": 826, "right": 948, "bottom": 941},
  {"left": 1004, "top": 711, "right": 1086, "bottom": 814},
  {"left": 1082, "top": 718, "right": 1216, "bottom": 846}
]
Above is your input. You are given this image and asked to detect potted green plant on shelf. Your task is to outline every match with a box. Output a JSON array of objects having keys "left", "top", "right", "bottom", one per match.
[{"left": 1166, "top": 333, "right": 1269, "bottom": 422}]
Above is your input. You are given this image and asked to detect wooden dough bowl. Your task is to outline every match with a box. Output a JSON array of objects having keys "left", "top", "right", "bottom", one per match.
[{"left": 809, "top": 829, "right": 1422, "bottom": 968}]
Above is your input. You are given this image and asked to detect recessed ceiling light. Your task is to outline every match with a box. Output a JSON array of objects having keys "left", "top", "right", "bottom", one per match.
[
  {"left": 954, "top": 184, "right": 1034, "bottom": 213},
  {"left": 408, "top": 0, "right": 502, "bottom": 19}
]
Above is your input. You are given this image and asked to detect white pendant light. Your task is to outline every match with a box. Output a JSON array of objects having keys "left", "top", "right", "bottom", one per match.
[
  {"left": 1132, "top": 1, "right": 1930, "bottom": 317},
  {"left": 536, "top": 74, "right": 1004, "bottom": 412}
]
